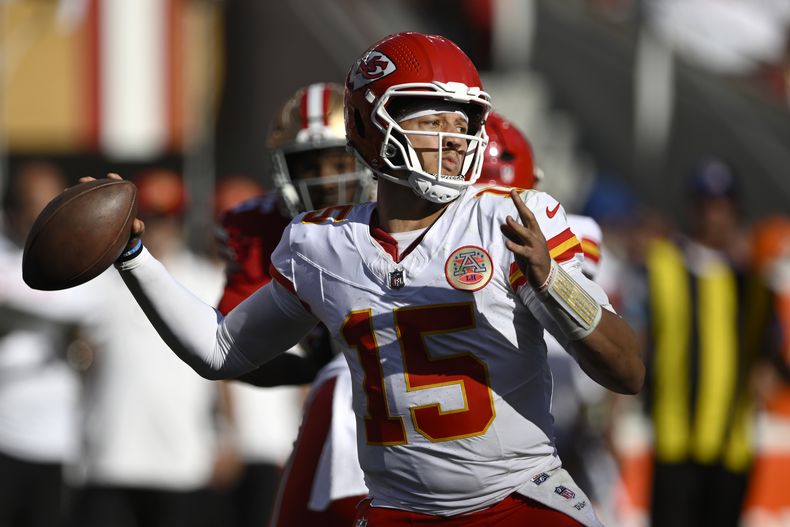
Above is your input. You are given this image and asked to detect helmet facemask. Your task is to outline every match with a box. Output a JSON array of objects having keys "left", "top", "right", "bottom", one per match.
[
  {"left": 370, "top": 82, "right": 491, "bottom": 204},
  {"left": 272, "top": 146, "right": 375, "bottom": 216}
]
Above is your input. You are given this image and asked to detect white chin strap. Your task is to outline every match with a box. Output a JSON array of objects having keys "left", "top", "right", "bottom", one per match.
[
  {"left": 408, "top": 172, "right": 463, "bottom": 203},
  {"left": 376, "top": 132, "right": 486, "bottom": 204},
  {"left": 372, "top": 166, "right": 467, "bottom": 204}
]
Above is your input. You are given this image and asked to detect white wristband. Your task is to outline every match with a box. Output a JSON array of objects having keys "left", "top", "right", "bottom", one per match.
[{"left": 520, "top": 260, "right": 602, "bottom": 341}]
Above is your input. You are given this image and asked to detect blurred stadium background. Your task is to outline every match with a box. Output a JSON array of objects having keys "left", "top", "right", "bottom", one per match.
[{"left": 2, "top": 0, "right": 788, "bottom": 240}]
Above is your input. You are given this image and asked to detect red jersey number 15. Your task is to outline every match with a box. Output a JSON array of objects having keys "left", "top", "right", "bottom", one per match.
[{"left": 341, "top": 302, "right": 495, "bottom": 445}]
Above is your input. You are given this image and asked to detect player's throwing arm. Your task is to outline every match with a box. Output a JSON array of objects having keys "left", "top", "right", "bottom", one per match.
[{"left": 504, "top": 189, "right": 644, "bottom": 395}]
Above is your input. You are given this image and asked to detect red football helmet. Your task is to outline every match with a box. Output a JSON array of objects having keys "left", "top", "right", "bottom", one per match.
[
  {"left": 345, "top": 32, "right": 492, "bottom": 204},
  {"left": 480, "top": 112, "right": 539, "bottom": 189}
]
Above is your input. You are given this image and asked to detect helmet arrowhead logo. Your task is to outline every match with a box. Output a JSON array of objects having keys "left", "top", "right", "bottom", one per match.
[{"left": 351, "top": 51, "right": 396, "bottom": 90}]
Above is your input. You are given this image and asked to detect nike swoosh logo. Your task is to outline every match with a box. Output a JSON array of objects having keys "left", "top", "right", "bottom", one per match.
[{"left": 546, "top": 203, "right": 560, "bottom": 218}]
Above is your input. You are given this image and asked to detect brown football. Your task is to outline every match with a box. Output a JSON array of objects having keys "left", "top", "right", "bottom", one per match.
[{"left": 22, "top": 178, "right": 138, "bottom": 291}]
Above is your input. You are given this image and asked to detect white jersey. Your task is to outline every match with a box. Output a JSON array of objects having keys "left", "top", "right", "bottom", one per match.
[{"left": 269, "top": 185, "right": 606, "bottom": 522}]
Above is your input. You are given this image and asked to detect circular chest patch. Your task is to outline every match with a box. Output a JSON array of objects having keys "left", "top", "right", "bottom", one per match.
[{"left": 445, "top": 246, "right": 494, "bottom": 292}]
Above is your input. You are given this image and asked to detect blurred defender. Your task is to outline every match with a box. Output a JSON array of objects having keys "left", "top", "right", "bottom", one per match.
[{"left": 217, "top": 82, "right": 374, "bottom": 315}]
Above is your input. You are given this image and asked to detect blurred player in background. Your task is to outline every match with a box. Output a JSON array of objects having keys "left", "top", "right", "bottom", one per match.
[
  {"left": 215, "top": 82, "right": 374, "bottom": 527},
  {"left": 478, "top": 111, "right": 539, "bottom": 190},
  {"left": 217, "top": 82, "right": 374, "bottom": 319},
  {"left": 0, "top": 161, "right": 88, "bottom": 527},
  {"left": 107, "top": 32, "right": 642, "bottom": 526}
]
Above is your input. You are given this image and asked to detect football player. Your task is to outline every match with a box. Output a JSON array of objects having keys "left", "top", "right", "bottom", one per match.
[
  {"left": 103, "top": 32, "right": 643, "bottom": 526},
  {"left": 217, "top": 81, "right": 374, "bottom": 317},
  {"left": 269, "top": 110, "right": 588, "bottom": 527}
]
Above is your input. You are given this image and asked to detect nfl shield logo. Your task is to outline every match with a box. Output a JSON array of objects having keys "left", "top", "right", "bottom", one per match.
[
  {"left": 531, "top": 472, "right": 549, "bottom": 485},
  {"left": 554, "top": 485, "right": 576, "bottom": 500},
  {"left": 389, "top": 269, "right": 405, "bottom": 289}
]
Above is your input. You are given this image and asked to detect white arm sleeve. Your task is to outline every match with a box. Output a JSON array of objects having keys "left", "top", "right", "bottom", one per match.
[{"left": 117, "top": 247, "right": 318, "bottom": 379}]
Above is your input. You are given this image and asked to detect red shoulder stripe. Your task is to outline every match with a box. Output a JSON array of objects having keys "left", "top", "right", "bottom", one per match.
[
  {"left": 581, "top": 238, "right": 601, "bottom": 263},
  {"left": 552, "top": 242, "right": 583, "bottom": 263},
  {"left": 547, "top": 228, "right": 575, "bottom": 250}
]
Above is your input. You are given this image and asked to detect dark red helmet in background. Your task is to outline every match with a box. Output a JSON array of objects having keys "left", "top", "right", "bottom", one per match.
[
  {"left": 344, "top": 32, "right": 492, "bottom": 204},
  {"left": 480, "top": 112, "right": 538, "bottom": 189}
]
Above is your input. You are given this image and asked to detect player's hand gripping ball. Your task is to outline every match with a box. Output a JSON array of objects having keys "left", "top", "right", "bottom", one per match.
[{"left": 22, "top": 178, "right": 138, "bottom": 290}]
